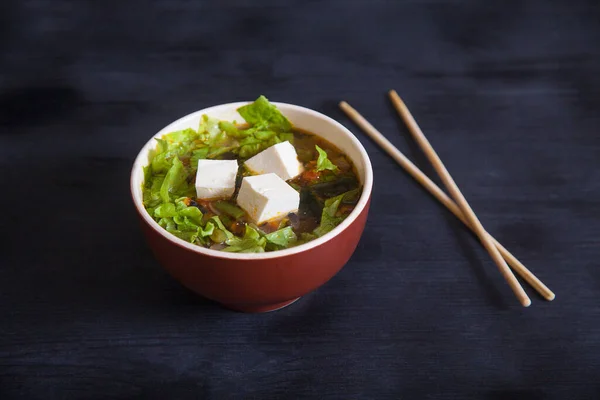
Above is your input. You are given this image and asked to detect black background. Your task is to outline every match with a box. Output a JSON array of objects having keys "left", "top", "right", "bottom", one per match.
[{"left": 1, "top": 1, "right": 599, "bottom": 399}]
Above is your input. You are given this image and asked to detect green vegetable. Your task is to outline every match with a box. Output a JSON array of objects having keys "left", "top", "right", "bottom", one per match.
[
  {"left": 218, "top": 121, "right": 245, "bottom": 137},
  {"left": 173, "top": 214, "right": 200, "bottom": 232},
  {"left": 315, "top": 145, "right": 339, "bottom": 173},
  {"left": 154, "top": 203, "right": 178, "bottom": 218},
  {"left": 279, "top": 132, "right": 294, "bottom": 143},
  {"left": 254, "top": 130, "right": 277, "bottom": 140},
  {"left": 199, "top": 222, "right": 215, "bottom": 237},
  {"left": 158, "top": 217, "right": 176, "bottom": 232},
  {"left": 265, "top": 226, "right": 297, "bottom": 249},
  {"left": 313, "top": 188, "right": 359, "bottom": 237},
  {"left": 143, "top": 175, "right": 165, "bottom": 208},
  {"left": 238, "top": 143, "right": 262, "bottom": 158},
  {"left": 237, "top": 95, "right": 292, "bottom": 132},
  {"left": 198, "top": 115, "right": 221, "bottom": 139},
  {"left": 223, "top": 225, "right": 267, "bottom": 253},
  {"left": 150, "top": 139, "right": 171, "bottom": 174},
  {"left": 159, "top": 157, "right": 187, "bottom": 203},
  {"left": 178, "top": 207, "right": 203, "bottom": 225},
  {"left": 295, "top": 232, "right": 318, "bottom": 246},
  {"left": 313, "top": 195, "right": 344, "bottom": 237},
  {"left": 214, "top": 201, "right": 246, "bottom": 219},
  {"left": 190, "top": 148, "right": 209, "bottom": 168},
  {"left": 209, "top": 216, "right": 234, "bottom": 242}
]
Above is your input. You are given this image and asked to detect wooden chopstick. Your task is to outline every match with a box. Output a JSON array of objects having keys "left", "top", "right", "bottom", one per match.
[
  {"left": 386, "top": 92, "right": 531, "bottom": 307},
  {"left": 339, "top": 100, "right": 555, "bottom": 303}
]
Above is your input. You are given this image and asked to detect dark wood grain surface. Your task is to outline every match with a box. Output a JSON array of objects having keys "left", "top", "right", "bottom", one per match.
[{"left": 1, "top": 1, "right": 599, "bottom": 399}]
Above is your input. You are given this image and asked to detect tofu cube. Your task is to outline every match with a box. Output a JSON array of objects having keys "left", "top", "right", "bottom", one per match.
[
  {"left": 237, "top": 173, "right": 300, "bottom": 224},
  {"left": 195, "top": 159, "right": 239, "bottom": 200},
  {"left": 244, "top": 141, "right": 303, "bottom": 181}
]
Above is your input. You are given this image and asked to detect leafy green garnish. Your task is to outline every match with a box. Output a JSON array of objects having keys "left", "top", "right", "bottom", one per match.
[
  {"left": 178, "top": 207, "right": 203, "bottom": 226},
  {"left": 265, "top": 226, "right": 297, "bottom": 250},
  {"left": 214, "top": 201, "right": 246, "bottom": 219},
  {"left": 159, "top": 157, "right": 187, "bottom": 203},
  {"left": 152, "top": 200, "right": 209, "bottom": 243},
  {"left": 209, "top": 216, "right": 234, "bottom": 243},
  {"left": 143, "top": 175, "right": 164, "bottom": 208},
  {"left": 190, "top": 148, "right": 209, "bottom": 169},
  {"left": 223, "top": 225, "right": 267, "bottom": 253},
  {"left": 218, "top": 121, "right": 243, "bottom": 137},
  {"left": 313, "top": 194, "right": 344, "bottom": 237},
  {"left": 199, "top": 221, "right": 215, "bottom": 237},
  {"left": 198, "top": 114, "right": 221, "bottom": 139},
  {"left": 313, "top": 189, "right": 359, "bottom": 237},
  {"left": 237, "top": 95, "right": 292, "bottom": 132},
  {"left": 315, "top": 145, "right": 339, "bottom": 173},
  {"left": 154, "top": 203, "right": 178, "bottom": 218}
]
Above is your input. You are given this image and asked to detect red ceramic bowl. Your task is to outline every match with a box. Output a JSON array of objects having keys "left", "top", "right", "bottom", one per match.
[{"left": 130, "top": 101, "right": 373, "bottom": 312}]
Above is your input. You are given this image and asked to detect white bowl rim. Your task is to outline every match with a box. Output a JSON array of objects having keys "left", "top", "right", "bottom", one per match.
[{"left": 130, "top": 101, "right": 373, "bottom": 260}]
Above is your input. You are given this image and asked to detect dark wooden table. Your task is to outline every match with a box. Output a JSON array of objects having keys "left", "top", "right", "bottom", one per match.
[{"left": 1, "top": 1, "right": 599, "bottom": 398}]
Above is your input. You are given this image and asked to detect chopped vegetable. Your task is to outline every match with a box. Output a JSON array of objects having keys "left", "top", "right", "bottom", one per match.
[
  {"left": 237, "top": 95, "right": 292, "bottom": 132},
  {"left": 265, "top": 226, "right": 297, "bottom": 250},
  {"left": 159, "top": 157, "right": 187, "bottom": 203},
  {"left": 223, "top": 225, "right": 267, "bottom": 253},
  {"left": 214, "top": 201, "right": 246, "bottom": 219},
  {"left": 313, "top": 189, "right": 359, "bottom": 237},
  {"left": 315, "top": 145, "right": 339, "bottom": 173}
]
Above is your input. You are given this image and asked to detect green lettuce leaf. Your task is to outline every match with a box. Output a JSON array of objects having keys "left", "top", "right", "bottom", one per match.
[
  {"left": 190, "top": 147, "right": 210, "bottom": 168},
  {"left": 198, "top": 115, "right": 221, "bottom": 139},
  {"left": 199, "top": 221, "right": 215, "bottom": 237},
  {"left": 159, "top": 157, "right": 187, "bottom": 203},
  {"left": 238, "top": 143, "right": 262, "bottom": 159},
  {"left": 312, "top": 189, "right": 356, "bottom": 237},
  {"left": 254, "top": 130, "right": 277, "bottom": 140},
  {"left": 313, "top": 195, "right": 343, "bottom": 237},
  {"left": 207, "top": 145, "right": 237, "bottom": 159},
  {"left": 312, "top": 189, "right": 361, "bottom": 237},
  {"left": 279, "top": 132, "right": 294, "bottom": 143},
  {"left": 154, "top": 203, "right": 178, "bottom": 218},
  {"left": 163, "top": 128, "right": 198, "bottom": 145},
  {"left": 292, "top": 232, "right": 318, "bottom": 246},
  {"left": 214, "top": 201, "right": 246, "bottom": 219},
  {"left": 168, "top": 229, "right": 199, "bottom": 243},
  {"left": 143, "top": 165, "right": 152, "bottom": 188},
  {"left": 209, "top": 216, "right": 234, "bottom": 243},
  {"left": 151, "top": 139, "right": 172, "bottom": 174},
  {"left": 265, "top": 226, "right": 297, "bottom": 249},
  {"left": 173, "top": 215, "right": 200, "bottom": 232},
  {"left": 158, "top": 217, "right": 177, "bottom": 232},
  {"left": 219, "top": 121, "right": 251, "bottom": 139},
  {"left": 143, "top": 175, "right": 165, "bottom": 208},
  {"left": 223, "top": 225, "right": 267, "bottom": 253},
  {"left": 237, "top": 95, "right": 292, "bottom": 132},
  {"left": 178, "top": 206, "right": 203, "bottom": 225},
  {"left": 315, "top": 145, "right": 339, "bottom": 172}
]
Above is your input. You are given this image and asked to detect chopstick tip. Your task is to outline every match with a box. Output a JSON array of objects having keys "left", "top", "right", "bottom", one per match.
[
  {"left": 522, "top": 298, "right": 532, "bottom": 307},
  {"left": 339, "top": 101, "right": 351, "bottom": 111}
]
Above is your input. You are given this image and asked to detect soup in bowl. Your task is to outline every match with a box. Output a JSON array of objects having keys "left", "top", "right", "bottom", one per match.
[{"left": 130, "top": 97, "right": 373, "bottom": 312}]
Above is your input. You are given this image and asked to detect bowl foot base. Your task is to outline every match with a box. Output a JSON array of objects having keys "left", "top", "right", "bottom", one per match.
[{"left": 222, "top": 297, "right": 301, "bottom": 313}]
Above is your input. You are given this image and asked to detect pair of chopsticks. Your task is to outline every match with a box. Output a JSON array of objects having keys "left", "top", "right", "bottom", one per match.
[{"left": 340, "top": 91, "right": 555, "bottom": 307}]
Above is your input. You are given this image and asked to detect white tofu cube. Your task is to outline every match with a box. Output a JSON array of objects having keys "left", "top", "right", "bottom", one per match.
[
  {"left": 237, "top": 173, "right": 300, "bottom": 224},
  {"left": 195, "top": 159, "right": 239, "bottom": 200},
  {"left": 244, "top": 141, "right": 303, "bottom": 181}
]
